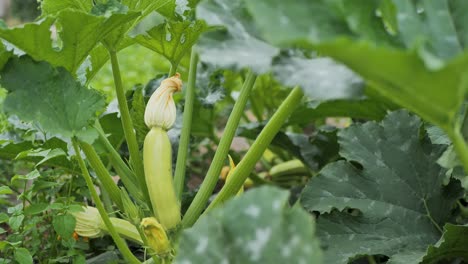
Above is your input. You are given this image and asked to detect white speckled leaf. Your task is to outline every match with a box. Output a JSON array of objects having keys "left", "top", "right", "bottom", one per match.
[
  {"left": 196, "top": 0, "right": 364, "bottom": 100},
  {"left": 301, "top": 110, "right": 462, "bottom": 264},
  {"left": 196, "top": 0, "right": 278, "bottom": 73},
  {"left": 273, "top": 56, "right": 364, "bottom": 100},
  {"left": 176, "top": 186, "right": 322, "bottom": 264}
]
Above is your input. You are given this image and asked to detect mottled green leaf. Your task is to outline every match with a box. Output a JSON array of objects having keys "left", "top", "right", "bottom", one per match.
[
  {"left": 0, "top": 10, "right": 139, "bottom": 74},
  {"left": 243, "top": 0, "right": 396, "bottom": 47},
  {"left": 0, "top": 57, "right": 106, "bottom": 139},
  {"left": 426, "top": 125, "right": 451, "bottom": 145},
  {"left": 246, "top": 0, "right": 468, "bottom": 68},
  {"left": 196, "top": 0, "right": 278, "bottom": 73},
  {"left": 244, "top": 0, "right": 351, "bottom": 46},
  {"left": 422, "top": 224, "right": 468, "bottom": 263},
  {"left": 134, "top": 20, "right": 208, "bottom": 66},
  {"left": 176, "top": 186, "right": 322, "bottom": 264},
  {"left": 301, "top": 111, "right": 463, "bottom": 264},
  {"left": 449, "top": 0, "right": 468, "bottom": 48},
  {"left": 316, "top": 40, "right": 468, "bottom": 130},
  {"left": 289, "top": 99, "right": 391, "bottom": 125},
  {"left": 244, "top": 0, "right": 468, "bottom": 130},
  {"left": 196, "top": 0, "right": 366, "bottom": 101},
  {"left": 273, "top": 55, "right": 364, "bottom": 100},
  {"left": 390, "top": 0, "right": 467, "bottom": 68}
]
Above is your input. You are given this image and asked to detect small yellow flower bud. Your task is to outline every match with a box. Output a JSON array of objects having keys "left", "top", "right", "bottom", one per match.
[
  {"left": 225, "top": 155, "right": 244, "bottom": 196},
  {"left": 140, "top": 217, "right": 171, "bottom": 256},
  {"left": 144, "top": 73, "right": 183, "bottom": 130}
]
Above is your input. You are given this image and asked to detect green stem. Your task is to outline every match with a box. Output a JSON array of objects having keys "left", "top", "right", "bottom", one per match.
[
  {"left": 206, "top": 87, "right": 303, "bottom": 211},
  {"left": 72, "top": 139, "right": 141, "bottom": 264},
  {"left": 182, "top": 71, "right": 257, "bottom": 227},
  {"left": 446, "top": 125, "right": 468, "bottom": 175},
  {"left": 83, "top": 131, "right": 144, "bottom": 202},
  {"left": 94, "top": 122, "right": 137, "bottom": 184},
  {"left": 80, "top": 141, "right": 123, "bottom": 210},
  {"left": 109, "top": 50, "right": 147, "bottom": 199},
  {"left": 168, "top": 63, "right": 178, "bottom": 77},
  {"left": 174, "top": 50, "right": 198, "bottom": 199}
]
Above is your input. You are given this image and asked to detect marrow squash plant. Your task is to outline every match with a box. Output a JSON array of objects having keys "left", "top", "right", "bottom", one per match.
[{"left": 1, "top": 0, "right": 468, "bottom": 263}]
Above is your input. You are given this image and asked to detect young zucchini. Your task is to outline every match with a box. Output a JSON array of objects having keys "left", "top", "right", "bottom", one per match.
[{"left": 143, "top": 74, "right": 182, "bottom": 230}]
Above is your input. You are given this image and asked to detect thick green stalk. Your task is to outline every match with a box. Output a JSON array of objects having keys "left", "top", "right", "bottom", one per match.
[
  {"left": 94, "top": 122, "right": 137, "bottom": 183},
  {"left": 84, "top": 130, "right": 144, "bottom": 202},
  {"left": 80, "top": 141, "right": 123, "bottom": 210},
  {"left": 109, "top": 50, "right": 147, "bottom": 197},
  {"left": 168, "top": 63, "right": 178, "bottom": 77},
  {"left": 182, "top": 71, "right": 257, "bottom": 227},
  {"left": 446, "top": 125, "right": 468, "bottom": 174},
  {"left": 72, "top": 139, "right": 141, "bottom": 264},
  {"left": 174, "top": 51, "right": 198, "bottom": 199},
  {"left": 207, "top": 87, "right": 304, "bottom": 212}
]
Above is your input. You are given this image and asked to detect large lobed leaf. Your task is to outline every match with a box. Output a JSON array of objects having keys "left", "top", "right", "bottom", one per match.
[
  {"left": 245, "top": 0, "right": 468, "bottom": 65},
  {"left": 39, "top": 0, "right": 173, "bottom": 81},
  {"left": 301, "top": 111, "right": 463, "bottom": 263},
  {"left": 176, "top": 186, "right": 322, "bottom": 264},
  {"left": 0, "top": 10, "right": 139, "bottom": 75},
  {"left": 196, "top": 0, "right": 278, "bottom": 73},
  {"left": 243, "top": 0, "right": 468, "bottom": 130},
  {"left": 195, "top": 0, "right": 365, "bottom": 101},
  {"left": 0, "top": 57, "right": 105, "bottom": 139}
]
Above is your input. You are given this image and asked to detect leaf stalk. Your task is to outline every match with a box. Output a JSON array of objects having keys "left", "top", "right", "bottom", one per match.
[
  {"left": 72, "top": 139, "right": 141, "bottom": 264},
  {"left": 206, "top": 86, "right": 303, "bottom": 211},
  {"left": 108, "top": 50, "right": 150, "bottom": 204},
  {"left": 182, "top": 71, "right": 257, "bottom": 227},
  {"left": 174, "top": 50, "right": 198, "bottom": 199}
]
